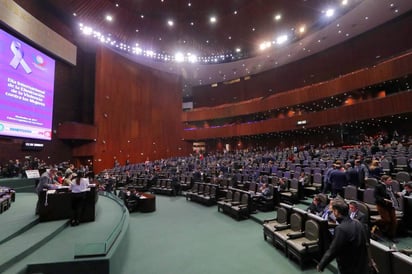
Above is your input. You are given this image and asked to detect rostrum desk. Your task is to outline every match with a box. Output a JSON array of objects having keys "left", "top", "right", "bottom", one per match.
[{"left": 38, "top": 186, "right": 98, "bottom": 222}]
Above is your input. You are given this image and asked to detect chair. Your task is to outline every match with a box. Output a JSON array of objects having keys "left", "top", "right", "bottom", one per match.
[
  {"left": 363, "top": 188, "right": 378, "bottom": 215},
  {"left": 402, "top": 196, "right": 412, "bottom": 232},
  {"left": 263, "top": 203, "right": 293, "bottom": 245},
  {"left": 356, "top": 201, "right": 371, "bottom": 228},
  {"left": 365, "top": 177, "right": 379, "bottom": 189},
  {"left": 185, "top": 182, "right": 199, "bottom": 200},
  {"left": 395, "top": 171, "right": 410, "bottom": 183},
  {"left": 280, "top": 179, "right": 300, "bottom": 205},
  {"left": 394, "top": 156, "right": 408, "bottom": 172},
  {"left": 222, "top": 191, "right": 241, "bottom": 214},
  {"left": 344, "top": 185, "right": 358, "bottom": 201},
  {"left": 273, "top": 208, "right": 307, "bottom": 254},
  {"left": 369, "top": 239, "right": 393, "bottom": 274},
  {"left": 257, "top": 184, "right": 275, "bottom": 212},
  {"left": 217, "top": 190, "right": 233, "bottom": 212},
  {"left": 391, "top": 251, "right": 412, "bottom": 274},
  {"left": 380, "top": 158, "right": 392, "bottom": 175},
  {"left": 285, "top": 219, "right": 321, "bottom": 269},
  {"left": 202, "top": 186, "right": 217, "bottom": 206},
  {"left": 229, "top": 193, "right": 250, "bottom": 220},
  {"left": 312, "top": 173, "right": 323, "bottom": 191}
]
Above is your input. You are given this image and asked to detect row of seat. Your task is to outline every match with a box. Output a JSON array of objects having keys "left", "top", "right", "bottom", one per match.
[
  {"left": 263, "top": 203, "right": 331, "bottom": 269},
  {"left": 0, "top": 187, "right": 15, "bottom": 214},
  {"left": 185, "top": 182, "right": 218, "bottom": 206},
  {"left": 151, "top": 179, "right": 175, "bottom": 196},
  {"left": 217, "top": 188, "right": 251, "bottom": 221},
  {"left": 370, "top": 239, "right": 412, "bottom": 274}
]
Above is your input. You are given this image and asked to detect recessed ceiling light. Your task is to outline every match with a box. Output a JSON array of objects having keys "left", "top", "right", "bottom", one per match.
[
  {"left": 274, "top": 14, "right": 282, "bottom": 21},
  {"left": 188, "top": 2, "right": 191, "bottom": 7},
  {"left": 210, "top": 16, "right": 217, "bottom": 23},
  {"left": 325, "top": 9, "right": 335, "bottom": 17},
  {"left": 106, "top": 15, "right": 113, "bottom": 22},
  {"left": 167, "top": 20, "right": 174, "bottom": 26},
  {"left": 299, "top": 26, "right": 306, "bottom": 33},
  {"left": 233, "top": 10, "right": 238, "bottom": 15},
  {"left": 341, "top": 0, "right": 348, "bottom": 6},
  {"left": 73, "top": 13, "right": 77, "bottom": 16}
]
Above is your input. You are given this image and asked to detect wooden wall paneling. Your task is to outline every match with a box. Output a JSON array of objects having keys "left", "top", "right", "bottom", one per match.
[
  {"left": 191, "top": 13, "right": 412, "bottom": 108},
  {"left": 182, "top": 92, "right": 412, "bottom": 140},
  {"left": 182, "top": 52, "right": 412, "bottom": 122},
  {"left": 92, "top": 46, "right": 190, "bottom": 171}
]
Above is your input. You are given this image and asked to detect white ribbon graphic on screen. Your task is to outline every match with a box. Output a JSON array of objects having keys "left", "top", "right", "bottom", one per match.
[{"left": 9, "top": 41, "right": 32, "bottom": 74}]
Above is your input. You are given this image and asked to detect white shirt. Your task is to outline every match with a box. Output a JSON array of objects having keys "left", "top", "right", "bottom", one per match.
[{"left": 70, "top": 178, "right": 90, "bottom": 193}]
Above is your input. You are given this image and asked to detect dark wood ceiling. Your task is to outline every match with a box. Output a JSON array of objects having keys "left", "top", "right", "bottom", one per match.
[{"left": 41, "top": 0, "right": 338, "bottom": 56}]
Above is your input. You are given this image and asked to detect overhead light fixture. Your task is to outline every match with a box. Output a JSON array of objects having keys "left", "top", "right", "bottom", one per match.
[
  {"left": 325, "top": 9, "right": 335, "bottom": 17},
  {"left": 175, "top": 52, "right": 184, "bottom": 62},
  {"left": 276, "top": 34, "right": 288, "bottom": 45},
  {"left": 106, "top": 15, "right": 113, "bottom": 22}
]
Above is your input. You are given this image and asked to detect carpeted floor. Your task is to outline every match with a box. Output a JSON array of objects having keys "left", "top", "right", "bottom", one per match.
[{"left": 117, "top": 195, "right": 332, "bottom": 274}]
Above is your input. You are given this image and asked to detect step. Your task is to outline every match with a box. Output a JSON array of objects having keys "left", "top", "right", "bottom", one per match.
[{"left": 0, "top": 220, "right": 67, "bottom": 273}]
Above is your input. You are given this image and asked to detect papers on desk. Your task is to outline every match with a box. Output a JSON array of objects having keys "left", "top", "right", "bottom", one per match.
[{"left": 47, "top": 190, "right": 56, "bottom": 194}]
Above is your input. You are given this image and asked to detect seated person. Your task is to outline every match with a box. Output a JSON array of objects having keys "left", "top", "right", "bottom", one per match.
[
  {"left": 307, "top": 195, "right": 325, "bottom": 215},
  {"left": 399, "top": 182, "right": 412, "bottom": 197},
  {"left": 126, "top": 188, "right": 140, "bottom": 212},
  {"left": 251, "top": 183, "right": 272, "bottom": 213},
  {"left": 348, "top": 201, "right": 368, "bottom": 226}
]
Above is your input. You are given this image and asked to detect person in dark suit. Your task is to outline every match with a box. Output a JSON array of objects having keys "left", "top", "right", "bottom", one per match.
[
  {"left": 329, "top": 163, "right": 348, "bottom": 198},
  {"left": 348, "top": 201, "right": 367, "bottom": 226},
  {"left": 317, "top": 200, "right": 369, "bottom": 274},
  {"left": 374, "top": 175, "right": 399, "bottom": 241},
  {"left": 35, "top": 166, "right": 58, "bottom": 214},
  {"left": 345, "top": 162, "right": 361, "bottom": 187}
]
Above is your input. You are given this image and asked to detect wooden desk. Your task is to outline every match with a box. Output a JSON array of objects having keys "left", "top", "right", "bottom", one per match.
[
  {"left": 38, "top": 187, "right": 98, "bottom": 222},
  {"left": 138, "top": 193, "right": 156, "bottom": 212}
]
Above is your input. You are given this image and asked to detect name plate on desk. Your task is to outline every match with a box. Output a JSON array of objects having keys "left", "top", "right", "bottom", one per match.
[{"left": 25, "top": 170, "right": 40, "bottom": 179}]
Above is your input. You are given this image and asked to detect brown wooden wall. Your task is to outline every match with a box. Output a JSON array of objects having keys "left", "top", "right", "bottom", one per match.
[
  {"left": 182, "top": 91, "right": 412, "bottom": 140},
  {"left": 75, "top": 46, "right": 191, "bottom": 171},
  {"left": 183, "top": 52, "right": 412, "bottom": 122},
  {"left": 191, "top": 12, "right": 412, "bottom": 107}
]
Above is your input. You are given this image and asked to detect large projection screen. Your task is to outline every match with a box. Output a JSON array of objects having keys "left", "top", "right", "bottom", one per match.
[{"left": 0, "top": 28, "right": 56, "bottom": 140}]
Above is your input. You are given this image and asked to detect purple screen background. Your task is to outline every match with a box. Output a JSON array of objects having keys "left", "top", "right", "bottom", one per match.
[{"left": 0, "top": 28, "right": 55, "bottom": 140}]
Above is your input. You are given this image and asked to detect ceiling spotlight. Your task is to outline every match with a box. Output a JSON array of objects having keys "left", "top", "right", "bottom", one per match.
[
  {"left": 235, "top": 48, "right": 241, "bottom": 53},
  {"left": 299, "top": 26, "right": 306, "bottom": 33},
  {"left": 274, "top": 14, "right": 282, "bottom": 21},
  {"left": 175, "top": 52, "right": 185, "bottom": 62},
  {"left": 167, "top": 20, "right": 174, "bottom": 26},
  {"left": 82, "top": 26, "right": 93, "bottom": 35},
  {"left": 259, "top": 41, "right": 271, "bottom": 51},
  {"left": 210, "top": 16, "right": 217, "bottom": 23},
  {"left": 188, "top": 54, "right": 198, "bottom": 63},
  {"left": 325, "top": 9, "right": 335, "bottom": 17},
  {"left": 341, "top": 0, "right": 348, "bottom": 5},
  {"left": 106, "top": 15, "right": 113, "bottom": 22},
  {"left": 276, "top": 34, "right": 288, "bottom": 45}
]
